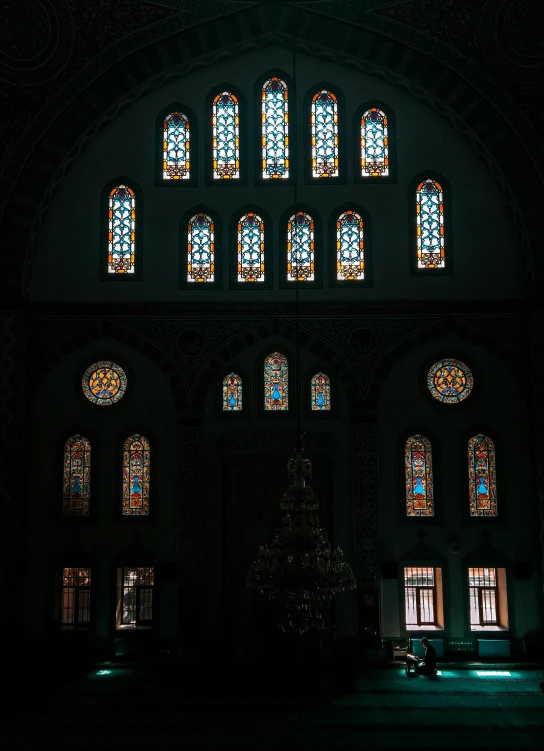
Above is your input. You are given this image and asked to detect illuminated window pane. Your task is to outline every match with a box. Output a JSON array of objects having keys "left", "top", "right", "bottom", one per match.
[
  {"left": 262, "top": 77, "right": 289, "bottom": 179},
  {"left": 311, "top": 90, "right": 338, "bottom": 178},
  {"left": 163, "top": 111, "right": 190, "bottom": 180},
  {"left": 223, "top": 372, "right": 242, "bottom": 411},
  {"left": 62, "top": 567, "right": 92, "bottom": 627},
  {"left": 238, "top": 212, "right": 265, "bottom": 282},
  {"left": 118, "top": 567, "right": 154, "bottom": 628},
  {"left": 108, "top": 185, "right": 136, "bottom": 274},
  {"left": 122, "top": 434, "right": 150, "bottom": 516},
  {"left": 361, "top": 108, "right": 389, "bottom": 177},
  {"left": 469, "top": 568, "right": 498, "bottom": 625},
  {"left": 416, "top": 179, "right": 445, "bottom": 269},
  {"left": 82, "top": 360, "right": 127, "bottom": 406},
  {"left": 404, "top": 567, "right": 436, "bottom": 626},
  {"left": 405, "top": 434, "right": 434, "bottom": 518},
  {"left": 468, "top": 435, "right": 498, "bottom": 518},
  {"left": 311, "top": 372, "right": 331, "bottom": 411},
  {"left": 264, "top": 352, "right": 288, "bottom": 411},
  {"left": 337, "top": 211, "right": 364, "bottom": 281},
  {"left": 63, "top": 435, "right": 91, "bottom": 517},
  {"left": 187, "top": 213, "right": 215, "bottom": 283},
  {"left": 427, "top": 358, "right": 473, "bottom": 404},
  {"left": 287, "top": 212, "right": 314, "bottom": 282},
  {"left": 213, "top": 92, "right": 240, "bottom": 180}
]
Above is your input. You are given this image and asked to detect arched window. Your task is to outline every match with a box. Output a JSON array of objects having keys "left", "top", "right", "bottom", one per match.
[
  {"left": 63, "top": 435, "right": 91, "bottom": 517},
  {"left": 405, "top": 435, "right": 434, "bottom": 517},
  {"left": 264, "top": 352, "right": 288, "bottom": 411},
  {"left": 122, "top": 434, "right": 151, "bottom": 516},
  {"left": 336, "top": 210, "right": 364, "bottom": 281},
  {"left": 223, "top": 372, "right": 243, "bottom": 411},
  {"left": 311, "top": 90, "right": 338, "bottom": 178},
  {"left": 287, "top": 211, "right": 315, "bottom": 282},
  {"left": 310, "top": 372, "right": 331, "bottom": 411},
  {"left": 212, "top": 91, "right": 240, "bottom": 180},
  {"left": 237, "top": 212, "right": 265, "bottom": 282},
  {"left": 107, "top": 184, "right": 136, "bottom": 274},
  {"left": 162, "top": 111, "right": 190, "bottom": 180},
  {"left": 468, "top": 434, "right": 497, "bottom": 518},
  {"left": 261, "top": 77, "right": 289, "bottom": 179},
  {"left": 187, "top": 213, "right": 215, "bottom": 283},
  {"left": 416, "top": 178, "right": 445, "bottom": 270},
  {"left": 360, "top": 107, "right": 389, "bottom": 177}
]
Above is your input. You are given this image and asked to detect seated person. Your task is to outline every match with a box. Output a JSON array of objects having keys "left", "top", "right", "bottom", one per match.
[{"left": 406, "top": 637, "right": 437, "bottom": 676}]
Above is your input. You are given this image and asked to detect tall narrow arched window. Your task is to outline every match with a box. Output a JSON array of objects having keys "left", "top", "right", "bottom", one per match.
[
  {"left": 311, "top": 90, "right": 338, "bottom": 178},
  {"left": 310, "top": 372, "right": 331, "bottom": 411},
  {"left": 162, "top": 111, "right": 190, "bottom": 180},
  {"left": 405, "top": 435, "right": 434, "bottom": 517},
  {"left": 468, "top": 434, "right": 497, "bottom": 518},
  {"left": 360, "top": 108, "right": 389, "bottom": 177},
  {"left": 287, "top": 211, "right": 314, "bottom": 282},
  {"left": 416, "top": 178, "right": 445, "bottom": 270},
  {"left": 261, "top": 77, "right": 289, "bottom": 179},
  {"left": 336, "top": 210, "right": 364, "bottom": 281},
  {"left": 187, "top": 213, "right": 215, "bottom": 283},
  {"left": 264, "top": 352, "right": 288, "bottom": 411},
  {"left": 223, "top": 373, "right": 243, "bottom": 411},
  {"left": 212, "top": 91, "right": 240, "bottom": 180},
  {"left": 63, "top": 435, "right": 91, "bottom": 517},
  {"left": 238, "top": 212, "right": 265, "bottom": 282},
  {"left": 122, "top": 434, "right": 151, "bottom": 516},
  {"left": 107, "top": 184, "right": 136, "bottom": 274}
]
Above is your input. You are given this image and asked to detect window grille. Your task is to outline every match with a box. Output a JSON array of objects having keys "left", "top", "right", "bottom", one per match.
[
  {"left": 61, "top": 567, "right": 91, "bottom": 628},
  {"left": 121, "top": 567, "right": 154, "bottom": 626},
  {"left": 404, "top": 566, "right": 436, "bottom": 626},
  {"left": 468, "top": 567, "right": 498, "bottom": 626}
]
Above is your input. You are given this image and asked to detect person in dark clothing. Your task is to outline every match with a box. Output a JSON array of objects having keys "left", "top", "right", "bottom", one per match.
[{"left": 405, "top": 637, "right": 437, "bottom": 676}]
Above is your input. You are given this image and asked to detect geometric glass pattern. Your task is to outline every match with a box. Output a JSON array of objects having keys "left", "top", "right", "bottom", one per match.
[
  {"left": 310, "top": 372, "right": 331, "bottom": 411},
  {"left": 262, "top": 77, "right": 289, "bottom": 179},
  {"left": 427, "top": 358, "right": 473, "bottom": 404},
  {"left": 82, "top": 360, "right": 128, "bottom": 406},
  {"left": 108, "top": 185, "right": 136, "bottom": 274},
  {"left": 405, "top": 434, "right": 434, "bottom": 517},
  {"left": 122, "top": 434, "right": 151, "bottom": 516},
  {"left": 237, "top": 212, "right": 265, "bottom": 282},
  {"left": 336, "top": 210, "right": 364, "bottom": 281},
  {"left": 468, "top": 434, "right": 497, "bottom": 518},
  {"left": 163, "top": 111, "right": 190, "bottom": 180},
  {"left": 223, "top": 372, "right": 243, "bottom": 411},
  {"left": 361, "top": 108, "right": 389, "bottom": 177},
  {"left": 61, "top": 567, "right": 92, "bottom": 627},
  {"left": 187, "top": 213, "right": 215, "bottom": 283},
  {"left": 62, "top": 434, "right": 91, "bottom": 516},
  {"left": 311, "top": 90, "right": 339, "bottom": 178},
  {"left": 212, "top": 92, "right": 240, "bottom": 180},
  {"left": 264, "top": 352, "right": 288, "bottom": 411},
  {"left": 416, "top": 178, "right": 445, "bottom": 269},
  {"left": 287, "top": 211, "right": 315, "bottom": 282}
]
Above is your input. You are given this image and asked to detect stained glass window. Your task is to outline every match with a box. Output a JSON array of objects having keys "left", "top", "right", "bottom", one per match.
[
  {"left": 264, "top": 352, "right": 288, "bottom": 411},
  {"left": 311, "top": 372, "right": 331, "bottom": 411},
  {"left": 361, "top": 108, "right": 389, "bottom": 177},
  {"left": 82, "top": 360, "right": 127, "bottom": 406},
  {"left": 187, "top": 213, "right": 215, "bottom": 283},
  {"left": 416, "top": 179, "right": 445, "bottom": 269},
  {"left": 63, "top": 435, "right": 91, "bottom": 516},
  {"left": 468, "top": 434, "right": 497, "bottom": 518},
  {"left": 223, "top": 372, "right": 242, "bottom": 411},
  {"left": 287, "top": 212, "right": 314, "bottom": 282},
  {"left": 163, "top": 111, "right": 190, "bottom": 180},
  {"left": 262, "top": 77, "right": 289, "bottom": 179},
  {"left": 213, "top": 92, "right": 240, "bottom": 180},
  {"left": 122, "top": 434, "right": 150, "bottom": 516},
  {"left": 336, "top": 211, "right": 364, "bottom": 281},
  {"left": 311, "top": 90, "right": 338, "bottom": 178},
  {"left": 405, "top": 435, "right": 434, "bottom": 517},
  {"left": 62, "top": 567, "right": 91, "bottom": 627},
  {"left": 427, "top": 358, "right": 473, "bottom": 404},
  {"left": 108, "top": 185, "right": 136, "bottom": 274},
  {"left": 238, "top": 212, "right": 265, "bottom": 282}
]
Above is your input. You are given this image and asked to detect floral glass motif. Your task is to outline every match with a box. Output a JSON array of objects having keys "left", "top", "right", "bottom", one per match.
[
  {"left": 187, "top": 213, "right": 215, "bottom": 282},
  {"left": 311, "top": 90, "right": 338, "bottom": 178},
  {"left": 108, "top": 185, "right": 136, "bottom": 274},
  {"left": 63, "top": 435, "right": 91, "bottom": 516},
  {"left": 287, "top": 212, "right": 315, "bottom": 282},
  {"left": 311, "top": 372, "right": 331, "bottom": 411},
  {"left": 337, "top": 211, "right": 364, "bottom": 281},
  {"left": 163, "top": 111, "right": 190, "bottom": 180},
  {"left": 264, "top": 352, "right": 288, "bottom": 411},
  {"left": 212, "top": 92, "right": 240, "bottom": 179},
  {"left": 361, "top": 108, "right": 389, "bottom": 177},
  {"left": 427, "top": 358, "right": 473, "bottom": 404},
  {"left": 238, "top": 212, "right": 265, "bottom": 282},
  {"left": 416, "top": 179, "right": 445, "bottom": 269},
  {"left": 82, "top": 361, "right": 127, "bottom": 406},
  {"left": 262, "top": 77, "right": 289, "bottom": 179},
  {"left": 123, "top": 434, "right": 150, "bottom": 516},
  {"left": 223, "top": 372, "right": 242, "bottom": 411},
  {"left": 468, "top": 434, "right": 497, "bottom": 517},
  {"left": 405, "top": 435, "right": 434, "bottom": 517}
]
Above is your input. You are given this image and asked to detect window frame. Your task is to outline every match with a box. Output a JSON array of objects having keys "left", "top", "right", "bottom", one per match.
[
  {"left": 328, "top": 202, "right": 373, "bottom": 288},
  {"left": 465, "top": 566, "right": 510, "bottom": 632},
  {"left": 115, "top": 564, "right": 156, "bottom": 631},
  {"left": 279, "top": 203, "right": 323, "bottom": 289},
  {"left": 154, "top": 102, "right": 198, "bottom": 188},
  {"left": 408, "top": 170, "right": 454, "bottom": 277},
  {"left": 229, "top": 204, "right": 273, "bottom": 290},
  {"left": 397, "top": 427, "right": 443, "bottom": 526},
  {"left": 353, "top": 99, "right": 398, "bottom": 184},
  {"left": 205, "top": 83, "right": 247, "bottom": 187},
  {"left": 401, "top": 565, "right": 446, "bottom": 633},
  {"left": 303, "top": 81, "right": 346, "bottom": 185},
  {"left": 58, "top": 565, "right": 94, "bottom": 631},
  {"left": 179, "top": 205, "right": 223, "bottom": 290},
  {"left": 254, "top": 69, "right": 297, "bottom": 187},
  {"left": 100, "top": 176, "right": 144, "bottom": 282},
  {"left": 460, "top": 427, "right": 506, "bottom": 525}
]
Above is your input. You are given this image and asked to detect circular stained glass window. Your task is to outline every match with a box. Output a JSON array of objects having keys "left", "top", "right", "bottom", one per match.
[
  {"left": 82, "top": 361, "right": 127, "bottom": 406},
  {"left": 427, "top": 358, "right": 473, "bottom": 404}
]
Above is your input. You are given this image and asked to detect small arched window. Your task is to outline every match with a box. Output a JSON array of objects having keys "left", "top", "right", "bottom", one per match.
[
  {"left": 416, "top": 178, "right": 446, "bottom": 270},
  {"left": 261, "top": 77, "right": 289, "bottom": 179},
  {"left": 162, "top": 111, "right": 190, "bottom": 180},
  {"left": 122, "top": 434, "right": 151, "bottom": 516},
  {"left": 336, "top": 210, "right": 364, "bottom": 281},
  {"left": 212, "top": 91, "right": 240, "bottom": 180},
  {"left": 360, "top": 108, "right": 389, "bottom": 178},
  {"left": 63, "top": 435, "right": 91, "bottom": 517},
  {"left": 187, "top": 213, "right": 215, "bottom": 283},
  {"left": 287, "top": 211, "right": 315, "bottom": 282},
  {"left": 405, "top": 435, "right": 434, "bottom": 517},
  {"left": 107, "top": 184, "right": 136, "bottom": 274},
  {"left": 237, "top": 212, "right": 265, "bottom": 283},
  {"left": 223, "top": 372, "right": 243, "bottom": 411},
  {"left": 264, "top": 352, "right": 288, "bottom": 411},
  {"left": 311, "top": 90, "right": 339, "bottom": 178},
  {"left": 468, "top": 434, "right": 497, "bottom": 518},
  {"left": 310, "top": 372, "right": 331, "bottom": 411}
]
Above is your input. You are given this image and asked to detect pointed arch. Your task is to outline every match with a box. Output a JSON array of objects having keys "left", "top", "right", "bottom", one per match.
[
  {"left": 100, "top": 177, "right": 143, "bottom": 281},
  {"left": 222, "top": 372, "right": 243, "bottom": 411},
  {"left": 354, "top": 101, "right": 397, "bottom": 183},
  {"left": 179, "top": 206, "right": 222, "bottom": 289},
  {"left": 237, "top": 212, "right": 265, "bottom": 283},
  {"left": 264, "top": 351, "right": 289, "bottom": 411},
  {"left": 280, "top": 204, "right": 322, "bottom": 288},
  {"left": 467, "top": 434, "right": 498, "bottom": 518},
  {"left": 310, "top": 372, "right": 331, "bottom": 411},
  {"left": 155, "top": 103, "right": 197, "bottom": 185},
  {"left": 410, "top": 172, "right": 452, "bottom": 275},
  {"left": 211, "top": 88, "right": 240, "bottom": 180},
  {"left": 258, "top": 71, "right": 292, "bottom": 181},
  {"left": 404, "top": 434, "right": 434, "bottom": 518},
  {"left": 122, "top": 434, "right": 151, "bottom": 516},
  {"left": 329, "top": 203, "right": 372, "bottom": 288},
  {"left": 63, "top": 434, "right": 91, "bottom": 517}
]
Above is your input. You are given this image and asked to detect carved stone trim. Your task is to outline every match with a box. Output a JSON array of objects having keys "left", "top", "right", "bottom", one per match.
[{"left": 352, "top": 422, "right": 379, "bottom": 588}]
